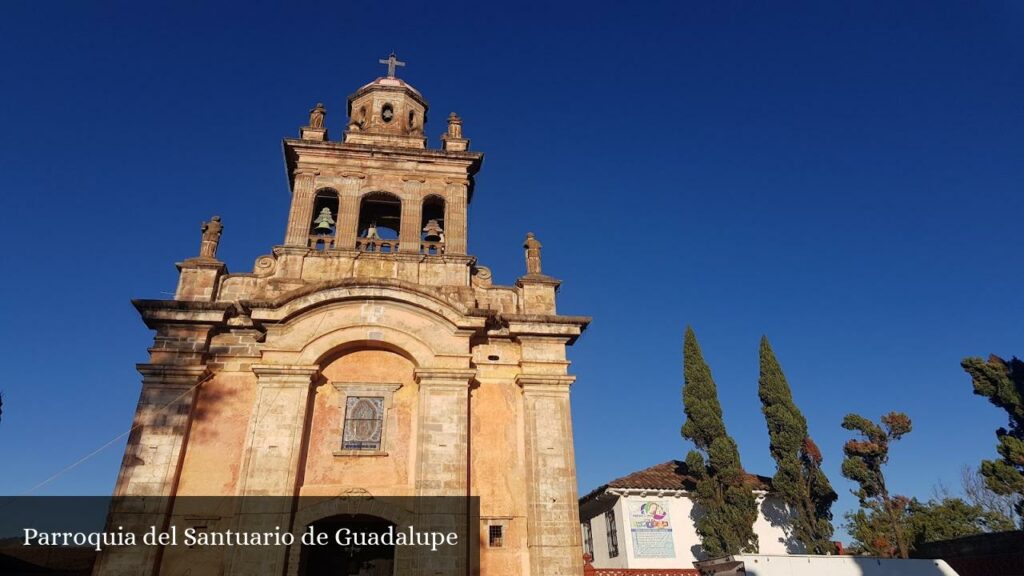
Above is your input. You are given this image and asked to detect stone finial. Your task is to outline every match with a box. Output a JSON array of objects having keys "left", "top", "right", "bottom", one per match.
[
  {"left": 442, "top": 112, "right": 469, "bottom": 152},
  {"left": 447, "top": 112, "right": 463, "bottom": 139},
  {"left": 524, "top": 232, "right": 542, "bottom": 275},
  {"left": 199, "top": 216, "right": 223, "bottom": 259},
  {"left": 308, "top": 103, "right": 326, "bottom": 129}
]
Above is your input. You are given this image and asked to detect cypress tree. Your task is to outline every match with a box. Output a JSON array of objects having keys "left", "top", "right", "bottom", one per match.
[
  {"left": 682, "top": 326, "right": 759, "bottom": 557},
  {"left": 961, "top": 355, "right": 1024, "bottom": 524},
  {"left": 758, "top": 336, "right": 837, "bottom": 554}
]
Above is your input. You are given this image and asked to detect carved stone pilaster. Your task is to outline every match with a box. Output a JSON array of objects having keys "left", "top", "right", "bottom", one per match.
[
  {"left": 115, "top": 364, "right": 208, "bottom": 496},
  {"left": 444, "top": 179, "right": 469, "bottom": 255},
  {"left": 284, "top": 171, "right": 317, "bottom": 246},
  {"left": 228, "top": 364, "right": 318, "bottom": 576},
  {"left": 95, "top": 364, "right": 208, "bottom": 576},
  {"left": 236, "top": 364, "right": 319, "bottom": 496},
  {"left": 518, "top": 374, "right": 584, "bottom": 576},
  {"left": 399, "top": 179, "right": 424, "bottom": 254},
  {"left": 413, "top": 368, "right": 475, "bottom": 496}
]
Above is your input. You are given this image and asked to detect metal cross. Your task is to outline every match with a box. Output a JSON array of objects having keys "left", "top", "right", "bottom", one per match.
[{"left": 378, "top": 52, "right": 405, "bottom": 78}]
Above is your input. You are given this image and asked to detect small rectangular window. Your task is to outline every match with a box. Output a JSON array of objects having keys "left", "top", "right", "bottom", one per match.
[
  {"left": 605, "top": 510, "right": 619, "bottom": 558},
  {"left": 582, "top": 520, "right": 594, "bottom": 558},
  {"left": 488, "top": 525, "right": 504, "bottom": 548},
  {"left": 342, "top": 396, "right": 385, "bottom": 451}
]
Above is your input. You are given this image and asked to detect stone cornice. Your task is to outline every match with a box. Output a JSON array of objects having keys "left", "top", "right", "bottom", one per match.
[
  {"left": 136, "top": 363, "right": 210, "bottom": 386},
  {"left": 515, "top": 374, "right": 576, "bottom": 389},
  {"left": 251, "top": 364, "right": 319, "bottom": 385},
  {"left": 504, "top": 314, "right": 591, "bottom": 345},
  {"left": 282, "top": 138, "right": 483, "bottom": 197},
  {"left": 515, "top": 273, "right": 561, "bottom": 288},
  {"left": 283, "top": 138, "right": 483, "bottom": 166},
  {"left": 175, "top": 258, "right": 227, "bottom": 272},
  {"left": 133, "top": 299, "right": 234, "bottom": 329},
  {"left": 348, "top": 80, "right": 430, "bottom": 109},
  {"left": 414, "top": 368, "right": 477, "bottom": 384}
]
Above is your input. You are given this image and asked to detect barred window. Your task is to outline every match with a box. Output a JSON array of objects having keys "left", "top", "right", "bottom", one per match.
[
  {"left": 342, "top": 396, "right": 384, "bottom": 451},
  {"left": 605, "top": 510, "right": 619, "bottom": 558},
  {"left": 488, "top": 525, "right": 504, "bottom": 548},
  {"left": 582, "top": 520, "right": 594, "bottom": 558}
]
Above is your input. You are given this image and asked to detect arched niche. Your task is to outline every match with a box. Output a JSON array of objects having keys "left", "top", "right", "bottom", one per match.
[
  {"left": 309, "top": 188, "right": 340, "bottom": 250},
  {"left": 420, "top": 194, "right": 446, "bottom": 255},
  {"left": 357, "top": 191, "right": 402, "bottom": 253}
]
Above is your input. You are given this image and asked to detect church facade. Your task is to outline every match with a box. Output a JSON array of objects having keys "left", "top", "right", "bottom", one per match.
[{"left": 100, "top": 56, "right": 590, "bottom": 575}]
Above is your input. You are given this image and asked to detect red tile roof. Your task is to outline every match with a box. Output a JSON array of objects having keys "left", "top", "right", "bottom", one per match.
[{"left": 581, "top": 460, "right": 772, "bottom": 504}]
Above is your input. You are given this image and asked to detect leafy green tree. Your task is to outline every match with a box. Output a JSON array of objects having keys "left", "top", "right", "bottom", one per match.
[
  {"left": 907, "top": 497, "right": 1015, "bottom": 546},
  {"left": 841, "top": 412, "right": 913, "bottom": 558},
  {"left": 682, "top": 326, "right": 759, "bottom": 557},
  {"left": 845, "top": 496, "right": 911, "bottom": 557},
  {"left": 961, "top": 355, "right": 1024, "bottom": 523},
  {"left": 846, "top": 496, "right": 1014, "bottom": 556},
  {"left": 758, "top": 337, "right": 837, "bottom": 554}
]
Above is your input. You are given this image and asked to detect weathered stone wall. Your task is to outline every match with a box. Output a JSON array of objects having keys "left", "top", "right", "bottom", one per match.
[{"left": 303, "top": 350, "right": 417, "bottom": 493}]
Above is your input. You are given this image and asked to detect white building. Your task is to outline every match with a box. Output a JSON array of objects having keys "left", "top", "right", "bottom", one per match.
[{"left": 579, "top": 460, "right": 800, "bottom": 572}]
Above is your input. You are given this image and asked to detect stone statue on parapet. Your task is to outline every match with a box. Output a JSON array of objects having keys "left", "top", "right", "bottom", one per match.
[
  {"left": 524, "top": 232, "right": 542, "bottom": 275},
  {"left": 309, "top": 103, "right": 326, "bottom": 129},
  {"left": 199, "top": 216, "right": 223, "bottom": 259}
]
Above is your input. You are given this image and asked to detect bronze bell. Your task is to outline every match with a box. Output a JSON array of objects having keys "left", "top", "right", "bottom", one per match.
[
  {"left": 312, "top": 207, "right": 335, "bottom": 234},
  {"left": 422, "top": 219, "right": 443, "bottom": 242}
]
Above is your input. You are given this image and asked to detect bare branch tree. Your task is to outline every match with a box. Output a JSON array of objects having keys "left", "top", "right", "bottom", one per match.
[{"left": 960, "top": 465, "right": 1021, "bottom": 529}]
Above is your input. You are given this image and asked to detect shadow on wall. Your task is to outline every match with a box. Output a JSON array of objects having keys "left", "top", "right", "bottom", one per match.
[
  {"left": 688, "top": 498, "right": 806, "bottom": 558},
  {"left": 689, "top": 502, "right": 707, "bottom": 561},
  {"left": 760, "top": 496, "right": 804, "bottom": 554}
]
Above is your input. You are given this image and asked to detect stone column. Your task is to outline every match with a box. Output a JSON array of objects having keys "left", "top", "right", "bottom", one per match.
[
  {"left": 413, "top": 368, "right": 475, "bottom": 496},
  {"left": 94, "top": 364, "right": 207, "bottom": 576},
  {"left": 228, "top": 364, "right": 318, "bottom": 576},
  {"left": 444, "top": 179, "right": 469, "bottom": 255},
  {"left": 335, "top": 174, "right": 364, "bottom": 250},
  {"left": 283, "top": 170, "right": 317, "bottom": 246},
  {"left": 399, "top": 178, "right": 424, "bottom": 254},
  {"left": 518, "top": 374, "right": 584, "bottom": 576}
]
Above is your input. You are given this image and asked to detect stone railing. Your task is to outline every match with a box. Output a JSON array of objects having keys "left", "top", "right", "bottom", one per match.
[
  {"left": 355, "top": 238, "right": 399, "bottom": 253},
  {"left": 308, "top": 234, "right": 335, "bottom": 250},
  {"left": 420, "top": 240, "right": 445, "bottom": 256}
]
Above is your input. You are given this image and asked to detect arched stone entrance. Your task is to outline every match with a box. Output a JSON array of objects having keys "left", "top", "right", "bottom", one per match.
[
  {"left": 298, "top": 514, "right": 395, "bottom": 576},
  {"left": 286, "top": 497, "right": 416, "bottom": 576}
]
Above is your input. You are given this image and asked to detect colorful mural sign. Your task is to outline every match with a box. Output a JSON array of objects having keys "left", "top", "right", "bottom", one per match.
[{"left": 628, "top": 501, "right": 675, "bottom": 558}]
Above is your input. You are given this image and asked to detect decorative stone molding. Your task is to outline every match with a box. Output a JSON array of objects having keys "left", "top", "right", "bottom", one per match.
[
  {"left": 250, "top": 363, "right": 319, "bottom": 385},
  {"left": 414, "top": 368, "right": 477, "bottom": 387}
]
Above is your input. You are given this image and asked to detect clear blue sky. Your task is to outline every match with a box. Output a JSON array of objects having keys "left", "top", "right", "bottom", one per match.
[{"left": 1, "top": 1, "right": 1022, "bottom": 539}]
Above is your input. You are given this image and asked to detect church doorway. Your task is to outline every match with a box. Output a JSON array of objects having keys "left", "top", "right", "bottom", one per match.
[{"left": 298, "top": 514, "right": 395, "bottom": 576}]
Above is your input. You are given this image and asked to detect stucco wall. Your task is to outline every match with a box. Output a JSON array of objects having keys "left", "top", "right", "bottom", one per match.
[{"left": 584, "top": 493, "right": 796, "bottom": 570}]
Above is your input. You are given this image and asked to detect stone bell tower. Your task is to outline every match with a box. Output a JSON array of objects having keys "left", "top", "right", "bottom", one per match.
[{"left": 105, "top": 54, "right": 590, "bottom": 576}]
